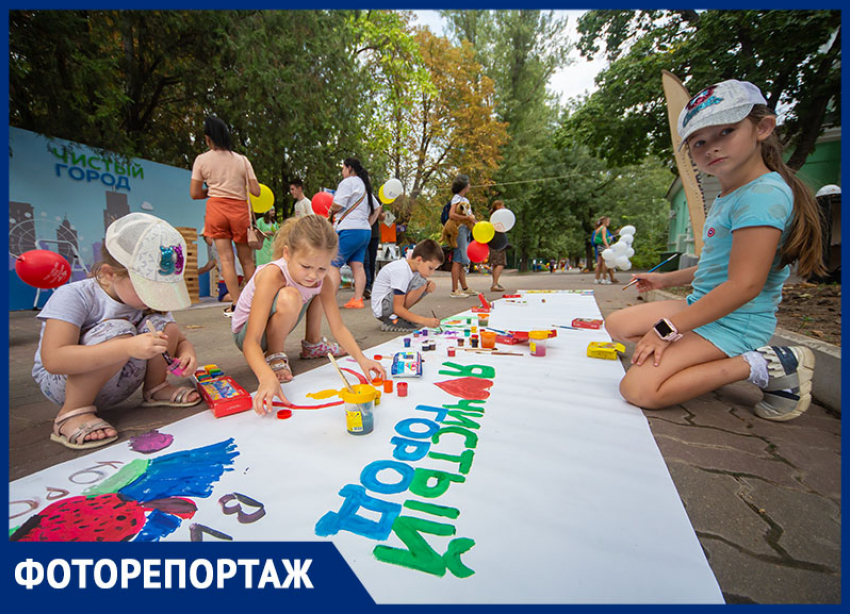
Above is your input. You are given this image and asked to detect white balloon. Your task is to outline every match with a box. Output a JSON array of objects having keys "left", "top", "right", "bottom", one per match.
[
  {"left": 619, "top": 225, "right": 636, "bottom": 236},
  {"left": 612, "top": 240, "right": 628, "bottom": 253},
  {"left": 382, "top": 178, "right": 403, "bottom": 200},
  {"left": 616, "top": 255, "right": 632, "bottom": 270},
  {"left": 490, "top": 208, "right": 516, "bottom": 233},
  {"left": 620, "top": 233, "right": 634, "bottom": 245},
  {"left": 625, "top": 247, "right": 635, "bottom": 258},
  {"left": 601, "top": 248, "right": 616, "bottom": 261}
]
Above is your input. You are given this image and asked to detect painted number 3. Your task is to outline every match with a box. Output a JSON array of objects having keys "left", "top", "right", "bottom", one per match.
[{"left": 189, "top": 492, "right": 266, "bottom": 542}]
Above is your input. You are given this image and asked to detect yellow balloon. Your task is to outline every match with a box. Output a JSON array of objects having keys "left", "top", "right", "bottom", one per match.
[
  {"left": 472, "top": 221, "right": 495, "bottom": 244},
  {"left": 378, "top": 185, "right": 391, "bottom": 204},
  {"left": 250, "top": 184, "right": 275, "bottom": 213}
]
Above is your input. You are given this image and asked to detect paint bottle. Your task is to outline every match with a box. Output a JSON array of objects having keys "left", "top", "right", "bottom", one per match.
[
  {"left": 403, "top": 337, "right": 411, "bottom": 348},
  {"left": 480, "top": 330, "right": 497, "bottom": 349},
  {"left": 397, "top": 382, "right": 408, "bottom": 397},
  {"left": 457, "top": 338, "right": 465, "bottom": 347},
  {"left": 464, "top": 329, "right": 471, "bottom": 337},
  {"left": 470, "top": 335, "right": 479, "bottom": 348},
  {"left": 528, "top": 330, "right": 549, "bottom": 357},
  {"left": 341, "top": 384, "right": 377, "bottom": 435},
  {"left": 447, "top": 347, "right": 456, "bottom": 357},
  {"left": 383, "top": 379, "right": 394, "bottom": 393}
]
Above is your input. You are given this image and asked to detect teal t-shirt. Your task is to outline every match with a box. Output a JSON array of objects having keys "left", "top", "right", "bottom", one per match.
[{"left": 689, "top": 172, "right": 793, "bottom": 315}]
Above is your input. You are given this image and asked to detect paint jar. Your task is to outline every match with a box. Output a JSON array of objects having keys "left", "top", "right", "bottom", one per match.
[
  {"left": 457, "top": 338, "right": 465, "bottom": 347},
  {"left": 421, "top": 329, "right": 428, "bottom": 337},
  {"left": 470, "top": 335, "right": 479, "bottom": 348},
  {"left": 464, "top": 329, "right": 471, "bottom": 337},
  {"left": 480, "top": 330, "right": 497, "bottom": 349},
  {"left": 397, "top": 382, "right": 408, "bottom": 397},
  {"left": 528, "top": 330, "right": 549, "bottom": 357},
  {"left": 403, "top": 337, "right": 411, "bottom": 348},
  {"left": 447, "top": 347, "right": 456, "bottom": 357},
  {"left": 383, "top": 379, "right": 394, "bottom": 393},
  {"left": 340, "top": 384, "right": 378, "bottom": 435},
  {"left": 477, "top": 312, "right": 490, "bottom": 328},
  {"left": 471, "top": 326, "right": 478, "bottom": 334}
]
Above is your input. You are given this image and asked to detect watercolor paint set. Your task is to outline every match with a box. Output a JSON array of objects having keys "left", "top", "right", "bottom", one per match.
[
  {"left": 391, "top": 351, "right": 423, "bottom": 378},
  {"left": 193, "top": 364, "right": 253, "bottom": 418}
]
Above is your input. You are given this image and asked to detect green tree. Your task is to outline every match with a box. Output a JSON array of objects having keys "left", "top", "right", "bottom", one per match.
[{"left": 567, "top": 9, "right": 841, "bottom": 169}]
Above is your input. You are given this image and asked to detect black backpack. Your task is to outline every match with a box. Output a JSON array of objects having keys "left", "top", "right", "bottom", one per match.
[{"left": 440, "top": 200, "right": 452, "bottom": 225}]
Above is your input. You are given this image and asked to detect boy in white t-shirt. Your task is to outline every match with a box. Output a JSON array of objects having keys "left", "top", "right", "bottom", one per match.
[{"left": 371, "top": 239, "right": 444, "bottom": 332}]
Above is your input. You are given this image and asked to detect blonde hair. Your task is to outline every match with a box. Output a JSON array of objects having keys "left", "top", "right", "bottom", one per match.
[
  {"left": 272, "top": 215, "right": 339, "bottom": 260},
  {"left": 748, "top": 106, "right": 825, "bottom": 278}
]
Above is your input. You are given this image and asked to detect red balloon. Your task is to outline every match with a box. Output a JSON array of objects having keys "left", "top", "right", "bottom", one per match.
[
  {"left": 15, "top": 250, "right": 72, "bottom": 289},
  {"left": 467, "top": 240, "right": 490, "bottom": 263},
  {"left": 311, "top": 192, "right": 333, "bottom": 217}
]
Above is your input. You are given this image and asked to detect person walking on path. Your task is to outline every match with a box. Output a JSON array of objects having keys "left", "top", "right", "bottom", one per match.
[
  {"left": 488, "top": 200, "right": 508, "bottom": 292},
  {"left": 605, "top": 79, "right": 824, "bottom": 422},
  {"left": 290, "top": 178, "right": 313, "bottom": 218},
  {"left": 441, "top": 174, "right": 476, "bottom": 298},
  {"left": 327, "top": 157, "right": 378, "bottom": 309},
  {"left": 592, "top": 216, "right": 617, "bottom": 284},
  {"left": 254, "top": 208, "right": 279, "bottom": 266},
  {"left": 190, "top": 116, "right": 261, "bottom": 316}
]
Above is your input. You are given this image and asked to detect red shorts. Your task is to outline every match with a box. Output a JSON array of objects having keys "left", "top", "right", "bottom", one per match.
[{"left": 206, "top": 197, "right": 251, "bottom": 244}]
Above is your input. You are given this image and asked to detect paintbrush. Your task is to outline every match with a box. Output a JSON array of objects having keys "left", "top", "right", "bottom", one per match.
[
  {"left": 145, "top": 321, "right": 183, "bottom": 375},
  {"left": 622, "top": 254, "right": 679, "bottom": 290},
  {"left": 431, "top": 309, "right": 442, "bottom": 332},
  {"left": 327, "top": 352, "right": 355, "bottom": 393}
]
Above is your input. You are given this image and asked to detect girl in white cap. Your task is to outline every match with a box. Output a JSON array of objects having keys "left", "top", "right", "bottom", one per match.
[
  {"left": 606, "top": 79, "right": 825, "bottom": 422},
  {"left": 33, "top": 213, "right": 201, "bottom": 450}
]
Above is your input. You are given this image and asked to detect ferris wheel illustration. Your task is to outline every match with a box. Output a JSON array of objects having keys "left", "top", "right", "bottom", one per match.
[{"left": 9, "top": 212, "right": 91, "bottom": 308}]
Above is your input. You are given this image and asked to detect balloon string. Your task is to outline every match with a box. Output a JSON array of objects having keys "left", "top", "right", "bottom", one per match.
[{"left": 468, "top": 174, "right": 577, "bottom": 189}]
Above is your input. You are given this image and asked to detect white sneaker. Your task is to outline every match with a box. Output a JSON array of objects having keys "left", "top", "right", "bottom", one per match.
[
  {"left": 601, "top": 279, "right": 612, "bottom": 285},
  {"left": 450, "top": 290, "right": 468, "bottom": 299},
  {"left": 594, "top": 279, "right": 602, "bottom": 284}
]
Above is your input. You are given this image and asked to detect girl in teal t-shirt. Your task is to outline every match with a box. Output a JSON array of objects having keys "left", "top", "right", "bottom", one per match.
[{"left": 605, "top": 79, "right": 825, "bottom": 422}]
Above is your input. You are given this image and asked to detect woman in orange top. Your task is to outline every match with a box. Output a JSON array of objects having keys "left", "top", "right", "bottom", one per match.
[{"left": 190, "top": 116, "right": 261, "bottom": 316}]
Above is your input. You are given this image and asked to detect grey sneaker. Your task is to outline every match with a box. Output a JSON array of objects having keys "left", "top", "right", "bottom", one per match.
[
  {"left": 753, "top": 346, "right": 815, "bottom": 421},
  {"left": 380, "top": 318, "right": 418, "bottom": 333}
]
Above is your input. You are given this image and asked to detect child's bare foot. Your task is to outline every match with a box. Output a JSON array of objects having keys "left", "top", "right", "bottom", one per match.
[{"left": 265, "top": 352, "right": 293, "bottom": 383}]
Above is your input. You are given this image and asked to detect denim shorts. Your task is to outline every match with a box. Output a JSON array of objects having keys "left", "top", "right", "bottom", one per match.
[
  {"left": 35, "top": 314, "right": 173, "bottom": 408},
  {"left": 333, "top": 229, "right": 371, "bottom": 267},
  {"left": 453, "top": 225, "right": 471, "bottom": 266},
  {"left": 233, "top": 292, "right": 313, "bottom": 351},
  {"left": 687, "top": 294, "right": 776, "bottom": 356}
]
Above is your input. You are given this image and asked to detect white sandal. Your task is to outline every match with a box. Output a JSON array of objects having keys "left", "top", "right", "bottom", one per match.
[
  {"left": 50, "top": 406, "right": 118, "bottom": 450},
  {"left": 141, "top": 382, "right": 201, "bottom": 408},
  {"left": 265, "top": 352, "right": 293, "bottom": 382}
]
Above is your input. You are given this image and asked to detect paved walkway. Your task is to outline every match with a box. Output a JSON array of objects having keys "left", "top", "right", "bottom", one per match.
[{"left": 7, "top": 269, "right": 841, "bottom": 603}]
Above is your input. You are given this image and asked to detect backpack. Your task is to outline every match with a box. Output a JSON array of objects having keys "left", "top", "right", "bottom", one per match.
[{"left": 440, "top": 200, "right": 452, "bottom": 225}]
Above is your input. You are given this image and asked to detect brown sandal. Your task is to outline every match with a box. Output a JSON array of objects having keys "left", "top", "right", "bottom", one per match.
[{"left": 50, "top": 406, "right": 118, "bottom": 450}]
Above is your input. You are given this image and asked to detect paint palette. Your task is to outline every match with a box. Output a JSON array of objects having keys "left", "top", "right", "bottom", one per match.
[
  {"left": 193, "top": 364, "right": 253, "bottom": 418},
  {"left": 391, "top": 351, "right": 423, "bottom": 378}
]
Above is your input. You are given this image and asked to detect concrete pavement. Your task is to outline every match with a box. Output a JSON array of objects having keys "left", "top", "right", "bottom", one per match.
[{"left": 7, "top": 268, "right": 841, "bottom": 603}]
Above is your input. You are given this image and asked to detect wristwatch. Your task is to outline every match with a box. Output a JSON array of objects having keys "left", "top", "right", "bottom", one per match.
[{"left": 653, "top": 318, "right": 683, "bottom": 342}]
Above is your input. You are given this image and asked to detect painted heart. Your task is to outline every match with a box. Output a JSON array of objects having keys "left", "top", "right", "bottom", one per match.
[{"left": 435, "top": 377, "right": 493, "bottom": 400}]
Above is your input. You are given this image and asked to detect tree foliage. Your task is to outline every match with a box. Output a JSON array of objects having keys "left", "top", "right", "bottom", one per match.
[{"left": 565, "top": 10, "right": 841, "bottom": 169}]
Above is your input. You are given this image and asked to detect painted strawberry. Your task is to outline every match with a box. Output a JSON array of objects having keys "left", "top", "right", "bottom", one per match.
[
  {"left": 10, "top": 438, "right": 238, "bottom": 542},
  {"left": 435, "top": 377, "right": 493, "bottom": 400}
]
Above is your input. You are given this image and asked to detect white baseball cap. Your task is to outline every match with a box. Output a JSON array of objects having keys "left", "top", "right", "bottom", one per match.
[
  {"left": 677, "top": 79, "right": 768, "bottom": 148},
  {"left": 105, "top": 212, "right": 191, "bottom": 311}
]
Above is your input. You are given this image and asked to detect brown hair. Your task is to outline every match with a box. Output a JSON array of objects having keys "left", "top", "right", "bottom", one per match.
[
  {"left": 272, "top": 215, "right": 339, "bottom": 260},
  {"left": 489, "top": 199, "right": 505, "bottom": 216},
  {"left": 411, "top": 239, "right": 444, "bottom": 264},
  {"left": 92, "top": 245, "right": 129, "bottom": 289},
  {"left": 748, "top": 105, "right": 825, "bottom": 278}
]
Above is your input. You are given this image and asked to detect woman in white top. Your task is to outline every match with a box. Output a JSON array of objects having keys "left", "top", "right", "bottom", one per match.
[
  {"left": 327, "top": 157, "right": 381, "bottom": 309},
  {"left": 190, "top": 116, "right": 261, "bottom": 316}
]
